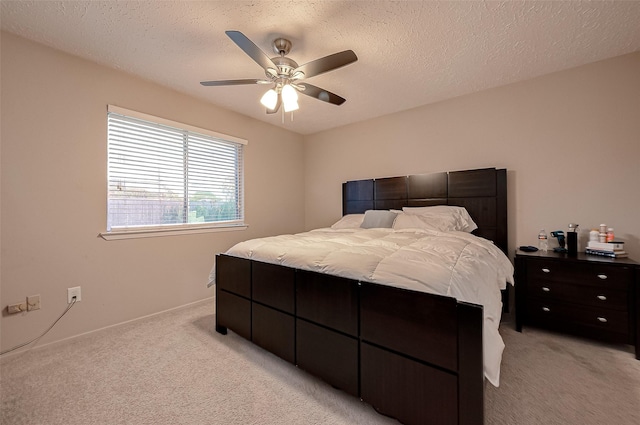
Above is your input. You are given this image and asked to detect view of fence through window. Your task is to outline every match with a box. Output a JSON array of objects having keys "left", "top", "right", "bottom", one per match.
[{"left": 107, "top": 108, "right": 244, "bottom": 231}]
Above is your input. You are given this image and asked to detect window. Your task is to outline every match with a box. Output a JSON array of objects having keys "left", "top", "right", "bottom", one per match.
[{"left": 105, "top": 105, "right": 247, "bottom": 238}]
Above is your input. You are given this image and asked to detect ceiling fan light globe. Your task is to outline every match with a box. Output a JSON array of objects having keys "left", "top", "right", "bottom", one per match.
[
  {"left": 281, "top": 84, "right": 299, "bottom": 104},
  {"left": 318, "top": 91, "right": 330, "bottom": 102},
  {"left": 260, "top": 89, "right": 278, "bottom": 110},
  {"left": 283, "top": 100, "right": 299, "bottom": 113}
]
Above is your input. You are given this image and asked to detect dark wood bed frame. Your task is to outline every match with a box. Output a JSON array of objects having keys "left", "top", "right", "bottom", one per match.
[{"left": 215, "top": 167, "right": 507, "bottom": 425}]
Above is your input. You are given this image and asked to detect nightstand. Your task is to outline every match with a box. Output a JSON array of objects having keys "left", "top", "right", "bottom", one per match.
[{"left": 515, "top": 250, "right": 639, "bottom": 359}]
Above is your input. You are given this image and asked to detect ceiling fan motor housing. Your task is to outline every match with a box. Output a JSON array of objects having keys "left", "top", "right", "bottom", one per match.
[{"left": 270, "top": 56, "right": 299, "bottom": 78}]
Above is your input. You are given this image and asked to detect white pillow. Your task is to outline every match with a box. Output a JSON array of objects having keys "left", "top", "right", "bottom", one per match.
[
  {"left": 393, "top": 213, "right": 440, "bottom": 231},
  {"left": 401, "top": 206, "right": 478, "bottom": 232},
  {"left": 331, "top": 214, "right": 365, "bottom": 229},
  {"left": 360, "top": 210, "right": 398, "bottom": 229}
]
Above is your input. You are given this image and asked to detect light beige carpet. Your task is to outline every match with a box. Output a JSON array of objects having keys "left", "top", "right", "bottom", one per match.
[
  {"left": 1, "top": 300, "right": 639, "bottom": 425},
  {"left": 487, "top": 314, "right": 640, "bottom": 425}
]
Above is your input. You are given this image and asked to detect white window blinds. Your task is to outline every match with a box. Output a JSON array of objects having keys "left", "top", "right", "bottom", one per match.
[{"left": 107, "top": 106, "right": 246, "bottom": 232}]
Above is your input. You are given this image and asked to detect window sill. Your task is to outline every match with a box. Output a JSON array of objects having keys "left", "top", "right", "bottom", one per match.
[{"left": 99, "top": 224, "right": 248, "bottom": 240}]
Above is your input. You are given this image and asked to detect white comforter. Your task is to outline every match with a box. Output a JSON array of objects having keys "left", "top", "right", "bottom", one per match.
[{"left": 211, "top": 227, "right": 514, "bottom": 387}]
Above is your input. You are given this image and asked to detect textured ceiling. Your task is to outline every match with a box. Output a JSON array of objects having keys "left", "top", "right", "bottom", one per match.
[{"left": 2, "top": 1, "right": 640, "bottom": 135}]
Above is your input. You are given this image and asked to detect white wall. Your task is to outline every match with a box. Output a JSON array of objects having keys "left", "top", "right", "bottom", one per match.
[
  {"left": 0, "top": 32, "right": 305, "bottom": 351},
  {"left": 304, "top": 52, "right": 640, "bottom": 260}
]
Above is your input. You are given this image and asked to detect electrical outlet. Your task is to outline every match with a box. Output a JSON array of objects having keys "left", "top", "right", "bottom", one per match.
[
  {"left": 7, "top": 302, "right": 27, "bottom": 314},
  {"left": 27, "top": 295, "right": 41, "bottom": 311},
  {"left": 67, "top": 286, "right": 81, "bottom": 304}
]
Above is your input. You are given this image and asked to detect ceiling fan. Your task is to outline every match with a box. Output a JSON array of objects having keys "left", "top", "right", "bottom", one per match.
[{"left": 201, "top": 31, "right": 358, "bottom": 115}]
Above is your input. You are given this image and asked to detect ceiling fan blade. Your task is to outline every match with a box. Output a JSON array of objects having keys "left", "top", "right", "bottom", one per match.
[
  {"left": 294, "top": 50, "right": 357, "bottom": 79},
  {"left": 298, "top": 83, "right": 346, "bottom": 106},
  {"left": 266, "top": 93, "right": 282, "bottom": 114},
  {"left": 226, "top": 30, "right": 278, "bottom": 73},
  {"left": 200, "top": 79, "right": 265, "bottom": 86}
]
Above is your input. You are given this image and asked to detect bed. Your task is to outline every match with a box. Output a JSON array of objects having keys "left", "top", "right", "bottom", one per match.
[{"left": 212, "top": 167, "right": 511, "bottom": 425}]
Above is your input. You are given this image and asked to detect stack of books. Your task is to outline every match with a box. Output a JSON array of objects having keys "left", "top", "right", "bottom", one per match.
[{"left": 585, "top": 241, "right": 628, "bottom": 258}]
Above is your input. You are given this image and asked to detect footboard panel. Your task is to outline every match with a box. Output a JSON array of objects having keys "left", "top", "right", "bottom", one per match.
[
  {"left": 296, "top": 270, "right": 359, "bottom": 336},
  {"left": 216, "top": 290, "right": 251, "bottom": 340},
  {"left": 360, "top": 282, "right": 458, "bottom": 371},
  {"left": 361, "top": 342, "right": 458, "bottom": 425},
  {"left": 215, "top": 254, "right": 484, "bottom": 425},
  {"left": 216, "top": 254, "right": 251, "bottom": 298},
  {"left": 296, "top": 319, "right": 359, "bottom": 396},
  {"left": 296, "top": 270, "right": 360, "bottom": 395},
  {"left": 215, "top": 255, "right": 251, "bottom": 337},
  {"left": 252, "top": 302, "right": 295, "bottom": 363},
  {"left": 360, "top": 282, "right": 484, "bottom": 425}
]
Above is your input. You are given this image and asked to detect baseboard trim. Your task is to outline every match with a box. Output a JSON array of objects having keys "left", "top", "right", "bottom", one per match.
[{"left": 1, "top": 297, "right": 214, "bottom": 361}]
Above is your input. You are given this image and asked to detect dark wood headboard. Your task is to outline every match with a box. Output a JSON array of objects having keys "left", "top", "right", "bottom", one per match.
[{"left": 342, "top": 168, "right": 508, "bottom": 254}]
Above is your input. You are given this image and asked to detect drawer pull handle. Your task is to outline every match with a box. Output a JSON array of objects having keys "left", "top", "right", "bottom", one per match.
[
  {"left": 597, "top": 274, "right": 608, "bottom": 280},
  {"left": 597, "top": 295, "right": 607, "bottom": 301},
  {"left": 542, "top": 307, "right": 550, "bottom": 312},
  {"left": 541, "top": 268, "right": 550, "bottom": 273},
  {"left": 597, "top": 317, "right": 608, "bottom": 323},
  {"left": 542, "top": 287, "right": 551, "bottom": 292}
]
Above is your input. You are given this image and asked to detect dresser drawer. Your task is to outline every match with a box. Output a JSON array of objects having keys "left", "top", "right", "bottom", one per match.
[
  {"left": 527, "top": 259, "right": 632, "bottom": 290},
  {"left": 526, "top": 298, "right": 629, "bottom": 339},
  {"left": 528, "top": 280, "right": 628, "bottom": 311}
]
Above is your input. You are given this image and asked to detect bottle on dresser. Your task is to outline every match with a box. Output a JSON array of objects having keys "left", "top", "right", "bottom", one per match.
[
  {"left": 606, "top": 227, "right": 615, "bottom": 242},
  {"left": 538, "top": 229, "right": 548, "bottom": 252},
  {"left": 599, "top": 223, "right": 607, "bottom": 243}
]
